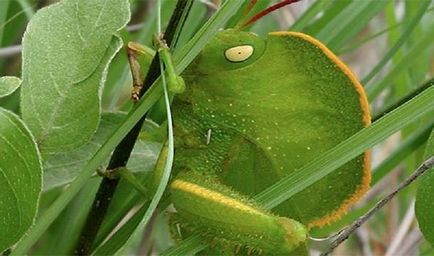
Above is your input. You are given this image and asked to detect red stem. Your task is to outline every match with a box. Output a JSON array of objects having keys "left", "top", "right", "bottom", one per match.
[{"left": 242, "top": 0, "right": 302, "bottom": 28}]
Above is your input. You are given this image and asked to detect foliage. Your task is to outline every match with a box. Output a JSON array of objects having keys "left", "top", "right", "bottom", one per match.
[{"left": 0, "top": 0, "right": 433, "bottom": 255}]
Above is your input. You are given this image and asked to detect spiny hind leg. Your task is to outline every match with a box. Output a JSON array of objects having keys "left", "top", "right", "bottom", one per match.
[{"left": 169, "top": 171, "right": 307, "bottom": 254}]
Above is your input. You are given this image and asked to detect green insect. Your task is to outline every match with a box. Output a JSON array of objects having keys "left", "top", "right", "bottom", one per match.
[{"left": 130, "top": 1, "right": 371, "bottom": 254}]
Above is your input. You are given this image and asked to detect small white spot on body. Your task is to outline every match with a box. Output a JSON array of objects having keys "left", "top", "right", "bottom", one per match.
[
  {"left": 176, "top": 224, "right": 182, "bottom": 236},
  {"left": 206, "top": 129, "right": 212, "bottom": 145}
]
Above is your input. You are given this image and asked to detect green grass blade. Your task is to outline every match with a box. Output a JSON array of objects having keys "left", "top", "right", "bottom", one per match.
[
  {"left": 304, "top": 0, "right": 351, "bottom": 36},
  {"left": 93, "top": 186, "right": 147, "bottom": 249},
  {"left": 316, "top": 0, "right": 388, "bottom": 51},
  {"left": 362, "top": 0, "right": 431, "bottom": 85},
  {"left": 366, "top": 28, "right": 434, "bottom": 100},
  {"left": 94, "top": 202, "right": 149, "bottom": 255},
  {"left": 16, "top": 0, "right": 33, "bottom": 20},
  {"left": 173, "top": 0, "right": 245, "bottom": 72},
  {"left": 114, "top": 30, "right": 176, "bottom": 255},
  {"left": 337, "top": 22, "right": 401, "bottom": 55},
  {"left": 0, "top": 0, "right": 11, "bottom": 46},
  {"left": 93, "top": 199, "right": 173, "bottom": 255},
  {"left": 162, "top": 235, "right": 207, "bottom": 256},
  {"left": 290, "top": 0, "right": 332, "bottom": 32},
  {"left": 372, "top": 121, "right": 433, "bottom": 184}
]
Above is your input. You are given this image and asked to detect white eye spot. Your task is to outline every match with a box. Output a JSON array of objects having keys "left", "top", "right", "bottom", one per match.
[{"left": 224, "top": 45, "right": 254, "bottom": 62}]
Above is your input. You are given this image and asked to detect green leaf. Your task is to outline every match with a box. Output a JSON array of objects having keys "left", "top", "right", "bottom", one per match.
[
  {"left": 0, "top": 76, "right": 21, "bottom": 98},
  {"left": 20, "top": 0, "right": 130, "bottom": 153},
  {"left": 0, "top": 108, "right": 42, "bottom": 252},
  {"left": 415, "top": 128, "right": 434, "bottom": 245},
  {"left": 42, "top": 113, "right": 161, "bottom": 191}
]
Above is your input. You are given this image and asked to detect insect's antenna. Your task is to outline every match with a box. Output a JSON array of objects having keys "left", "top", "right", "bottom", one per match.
[{"left": 242, "top": 0, "right": 302, "bottom": 29}]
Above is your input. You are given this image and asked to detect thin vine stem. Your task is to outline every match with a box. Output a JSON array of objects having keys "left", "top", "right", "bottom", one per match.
[{"left": 321, "top": 157, "right": 434, "bottom": 255}]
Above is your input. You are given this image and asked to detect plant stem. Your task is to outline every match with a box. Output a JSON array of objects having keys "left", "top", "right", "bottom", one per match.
[
  {"left": 321, "top": 156, "right": 434, "bottom": 255},
  {"left": 373, "top": 78, "right": 434, "bottom": 122},
  {"left": 73, "top": 1, "right": 193, "bottom": 255}
]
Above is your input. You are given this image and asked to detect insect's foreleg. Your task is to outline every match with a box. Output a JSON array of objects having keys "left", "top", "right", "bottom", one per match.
[{"left": 154, "top": 35, "right": 185, "bottom": 94}]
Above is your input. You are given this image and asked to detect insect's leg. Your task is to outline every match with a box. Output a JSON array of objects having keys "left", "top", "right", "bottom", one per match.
[
  {"left": 154, "top": 35, "right": 185, "bottom": 94},
  {"left": 169, "top": 171, "right": 307, "bottom": 254},
  {"left": 127, "top": 42, "right": 154, "bottom": 101}
]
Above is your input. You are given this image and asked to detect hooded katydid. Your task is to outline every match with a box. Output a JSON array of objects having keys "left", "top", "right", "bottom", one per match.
[{"left": 128, "top": 0, "right": 371, "bottom": 254}]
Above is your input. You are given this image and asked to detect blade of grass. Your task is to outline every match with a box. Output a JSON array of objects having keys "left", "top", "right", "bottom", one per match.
[
  {"left": 316, "top": 0, "right": 389, "bottom": 51},
  {"left": 94, "top": 202, "right": 149, "bottom": 255},
  {"left": 304, "top": 0, "right": 351, "bottom": 36},
  {"left": 93, "top": 199, "right": 171, "bottom": 255},
  {"left": 366, "top": 27, "right": 434, "bottom": 100},
  {"left": 92, "top": 188, "right": 145, "bottom": 249},
  {"left": 162, "top": 235, "right": 207, "bottom": 256},
  {"left": 162, "top": 84, "right": 434, "bottom": 255},
  {"left": 372, "top": 122, "right": 433, "bottom": 184},
  {"left": 361, "top": 0, "right": 431, "bottom": 85},
  {"left": 373, "top": 79, "right": 433, "bottom": 121},
  {"left": 113, "top": 1, "right": 177, "bottom": 249},
  {"left": 290, "top": 0, "right": 332, "bottom": 32},
  {"left": 12, "top": 1, "right": 246, "bottom": 254},
  {"left": 337, "top": 22, "right": 401, "bottom": 55},
  {"left": 175, "top": 0, "right": 208, "bottom": 47},
  {"left": 172, "top": 0, "right": 245, "bottom": 72},
  {"left": 16, "top": 0, "right": 34, "bottom": 20},
  {"left": 34, "top": 180, "right": 101, "bottom": 255},
  {"left": 0, "top": 0, "right": 11, "bottom": 46},
  {"left": 403, "top": 0, "right": 431, "bottom": 87}
]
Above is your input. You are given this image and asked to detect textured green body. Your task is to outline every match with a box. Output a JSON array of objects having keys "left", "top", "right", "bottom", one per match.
[{"left": 168, "top": 29, "right": 370, "bottom": 253}]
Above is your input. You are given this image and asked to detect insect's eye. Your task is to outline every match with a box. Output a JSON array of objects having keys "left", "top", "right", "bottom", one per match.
[{"left": 224, "top": 45, "right": 254, "bottom": 62}]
